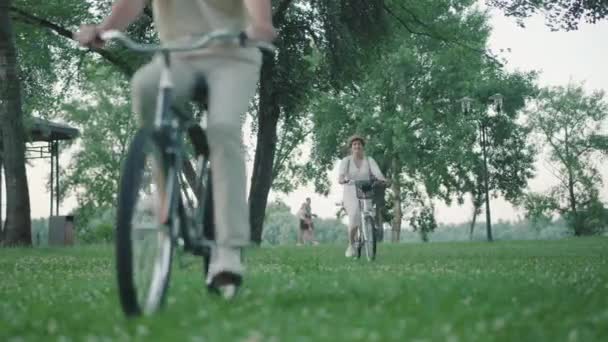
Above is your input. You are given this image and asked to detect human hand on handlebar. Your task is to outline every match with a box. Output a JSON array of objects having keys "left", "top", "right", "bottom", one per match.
[
  {"left": 245, "top": 24, "right": 277, "bottom": 43},
  {"left": 374, "top": 179, "right": 391, "bottom": 187},
  {"left": 74, "top": 24, "right": 105, "bottom": 49}
]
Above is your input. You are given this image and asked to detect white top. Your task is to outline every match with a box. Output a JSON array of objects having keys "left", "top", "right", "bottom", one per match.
[
  {"left": 337, "top": 155, "right": 385, "bottom": 226},
  {"left": 338, "top": 155, "right": 385, "bottom": 183},
  {"left": 152, "top": 0, "right": 247, "bottom": 43},
  {"left": 150, "top": 0, "right": 260, "bottom": 62}
]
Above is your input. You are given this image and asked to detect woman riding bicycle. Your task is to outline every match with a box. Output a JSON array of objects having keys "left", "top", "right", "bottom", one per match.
[
  {"left": 75, "top": 0, "right": 276, "bottom": 299},
  {"left": 338, "top": 135, "right": 387, "bottom": 258}
]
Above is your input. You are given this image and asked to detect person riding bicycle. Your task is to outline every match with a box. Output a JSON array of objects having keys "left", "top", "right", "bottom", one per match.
[
  {"left": 338, "top": 135, "right": 387, "bottom": 258},
  {"left": 75, "top": 0, "right": 277, "bottom": 299}
]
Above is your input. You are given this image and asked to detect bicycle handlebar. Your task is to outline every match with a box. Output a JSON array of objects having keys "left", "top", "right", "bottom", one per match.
[
  {"left": 340, "top": 179, "right": 389, "bottom": 186},
  {"left": 99, "top": 30, "right": 277, "bottom": 53}
]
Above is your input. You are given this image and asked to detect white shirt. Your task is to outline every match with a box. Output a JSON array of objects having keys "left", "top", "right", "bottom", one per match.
[
  {"left": 152, "top": 0, "right": 247, "bottom": 43},
  {"left": 337, "top": 155, "right": 385, "bottom": 226}
]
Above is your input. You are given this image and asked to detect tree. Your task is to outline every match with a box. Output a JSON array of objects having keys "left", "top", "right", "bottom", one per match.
[
  {"left": 0, "top": 0, "right": 32, "bottom": 246},
  {"left": 409, "top": 205, "right": 437, "bottom": 242},
  {"left": 461, "top": 71, "right": 538, "bottom": 241},
  {"left": 526, "top": 83, "right": 608, "bottom": 235},
  {"left": 59, "top": 65, "right": 137, "bottom": 228},
  {"left": 261, "top": 200, "right": 295, "bottom": 245},
  {"left": 305, "top": 0, "right": 490, "bottom": 240},
  {"left": 487, "top": 0, "right": 608, "bottom": 30},
  {"left": 248, "top": 0, "right": 388, "bottom": 243},
  {"left": 520, "top": 192, "right": 559, "bottom": 230},
  {"left": 306, "top": 1, "right": 537, "bottom": 242},
  {"left": 0, "top": 1, "right": 154, "bottom": 246}
]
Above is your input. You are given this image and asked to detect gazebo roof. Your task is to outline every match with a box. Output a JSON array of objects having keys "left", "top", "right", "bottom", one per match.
[{"left": 28, "top": 117, "right": 79, "bottom": 142}]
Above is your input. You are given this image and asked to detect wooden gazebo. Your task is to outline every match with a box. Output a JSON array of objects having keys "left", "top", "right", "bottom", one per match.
[{"left": 0, "top": 117, "right": 79, "bottom": 242}]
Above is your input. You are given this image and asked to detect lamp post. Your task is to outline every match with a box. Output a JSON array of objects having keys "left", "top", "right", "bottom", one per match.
[{"left": 460, "top": 94, "right": 503, "bottom": 242}]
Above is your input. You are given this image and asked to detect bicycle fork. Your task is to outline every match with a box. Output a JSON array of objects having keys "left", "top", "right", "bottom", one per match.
[{"left": 357, "top": 199, "right": 375, "bottom": 246}]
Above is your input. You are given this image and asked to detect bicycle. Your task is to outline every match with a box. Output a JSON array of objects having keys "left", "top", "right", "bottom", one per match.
[
  {"left": 100, "top": 30, "right": 275, "bottom": 316},
  {"left": 351, "top": 179, "right": 385, "bottom": 261}
]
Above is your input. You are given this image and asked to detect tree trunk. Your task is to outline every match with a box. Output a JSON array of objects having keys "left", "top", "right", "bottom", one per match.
[
  {"left": 248, "top": 58, "right": 280, "bottom": 244},
  {"left": 564, "top": 129, "right": 582, "bottom": 235},
  {"left": 390, "top": 158, "right": 402, "bottom": 242},
  {"left": 469, "top": 204, "right": 479, "bottom": 241},
  {"left": 0, "top": 150, "right": 4, "bottom": 242},
  {"left": 0, "top": 0, "right": 32, "bottom": 246},
  {"left": 567, "top": 164, "right": 581, "bottom": 235},
  {"left": 469, "top": 191, "right": 482, "bottom": 241}
]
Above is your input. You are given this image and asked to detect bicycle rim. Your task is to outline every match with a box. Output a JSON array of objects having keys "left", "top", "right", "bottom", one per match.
[
  {"left": 116, "top": 129, "right": 173, "bottom": 316},
  {"left": 363, "top": 216, "right": 376, "bottom": 261}
]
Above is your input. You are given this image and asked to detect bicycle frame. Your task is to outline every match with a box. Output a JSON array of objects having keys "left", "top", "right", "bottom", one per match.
[
  {"left": 357, "top": 198, "right": 375, "bottom": 243},
  {"left": 154, "top": 51, "right": 212, "bottom": 251}
]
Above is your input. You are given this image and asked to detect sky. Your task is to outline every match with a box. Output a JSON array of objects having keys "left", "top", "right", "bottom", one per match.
[{"left": 10, "top": 7, "right": 608, "bottom": 226}]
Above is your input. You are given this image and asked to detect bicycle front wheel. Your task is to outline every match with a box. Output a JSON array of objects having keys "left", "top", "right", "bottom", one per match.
[
  {"left": 363, "top": 216, "right": 376, "bottom": 261},
  {"left": 116, "top": 129, "right": 173, "bottom": 316}
]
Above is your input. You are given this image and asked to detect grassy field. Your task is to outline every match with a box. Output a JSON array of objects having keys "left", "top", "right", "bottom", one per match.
[{"left": 1, "top": 238, "right": 607, "bottom": 341}]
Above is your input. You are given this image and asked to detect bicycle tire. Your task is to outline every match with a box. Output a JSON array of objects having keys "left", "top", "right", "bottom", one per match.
[
  {"left": 116, "top": 128, "right": 173, "bottom": 316},
  {"left": 356, "top": 227, "right": 363, "bottom": 259},
  {"left": 364, "top": 216, "right": 377, "bottom": 261}
]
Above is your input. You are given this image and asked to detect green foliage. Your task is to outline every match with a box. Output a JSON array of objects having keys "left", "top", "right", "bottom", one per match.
[
  {"left": 426, "top": 219, "right": 572, "bottom": 242},
  {"left": 262, "top": 200, "right": 299, "bottom": 245},
  {"left": 526, "top": 83, "right": 608, "bottom": 235},
  {"left": 520, "top": 192, "right": 559, "bottom": 229},
  {"left": 12, "top": 0, "right": 92, "bottom": 119},
  {"left": 58, "top": 65, "right": 136, "bottom": 228},
  {"left": 265, "top": 0, "right": 388, "bottom": 193},
  {"left": 11, "top": 0, "right": 156, "bottom": 130},
  {"left": 306, "top": 2, "right": 537, "bottom": 232},
  {"left": 9, "top": 1, "right": 154, "bottom": 232},
  {"left": 409, "top": 205, "right": 438, "bottom": 242},
  {"left": 564, "top": 197, "right": 608, "bottom": 236},
  {"left": 75, "top": 206, "right": 115, "bottom": 244},
  {"left": 487, "top": 0, "right": 608, "bottom": 30}
]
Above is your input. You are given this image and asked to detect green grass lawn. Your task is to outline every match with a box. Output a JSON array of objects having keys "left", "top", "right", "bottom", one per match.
[{"left": 1, "top": 238, "right": 607, "bottom": 341}]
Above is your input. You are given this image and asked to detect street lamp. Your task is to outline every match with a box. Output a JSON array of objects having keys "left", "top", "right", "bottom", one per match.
[
  {"left": 489, "top": 93, "right": 504, "bottom": 115},
  {"left": 460, "top": 96, "right": 473, "bottom": 114},
  {"left": 459, "top": 93, "right": 503, "bottom": 242}
]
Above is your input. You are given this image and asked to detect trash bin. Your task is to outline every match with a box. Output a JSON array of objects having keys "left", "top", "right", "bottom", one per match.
[{"left": 48, "top": 215, "right": 75, "bottom": 246}]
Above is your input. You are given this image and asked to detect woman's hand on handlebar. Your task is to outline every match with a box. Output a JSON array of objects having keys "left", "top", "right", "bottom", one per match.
[
  {"left": 74, "top": 25, "right": 105, "bottom": 49},
  {"left": 374, "top": 179, "right": 391, "bottom": 187},
  {"left": 245, "top": 24, "right": 277, "bottom": 43}
]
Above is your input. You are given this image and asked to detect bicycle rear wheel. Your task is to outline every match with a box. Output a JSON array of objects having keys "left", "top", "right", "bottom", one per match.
[{"left": 116, "top": 129, "right": 173, "bottom": 316}]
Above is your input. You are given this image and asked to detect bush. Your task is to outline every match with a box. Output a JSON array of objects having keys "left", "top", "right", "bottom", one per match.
[
  {"left": 76, "top": 207, "right": 116, "bottom": 244},
  {"left": 409, "top": 206, "right": 437, "bottom": 242}
]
